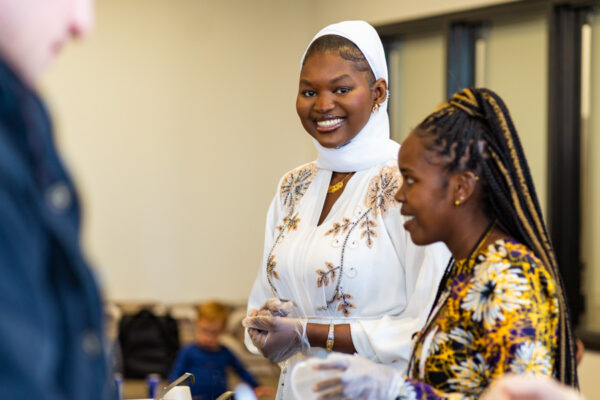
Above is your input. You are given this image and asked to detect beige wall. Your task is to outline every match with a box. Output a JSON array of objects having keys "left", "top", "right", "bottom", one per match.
[
  {"left": 41, "top": 0, "right": 315, "bottom": 302},
  {"left": 484, "top": 12, "right": 549, "bottom": 217},
  {"left": 579, "top": 15, "right": 600, "bottom": 398},
  {"left": 579, "top": 350, "right": 600, "bottom": 398},
  {"left": 387, "top": 32, "right": 447, "bottom": 142},
  {"left": 40, "top": 0, "right": 525, "bottom": 305},
  {"left": 309, "top": 0, "right": 520, "bottom": 30},
  {"left": 582, "top": 14, "right": 600, "bottom": 331}
]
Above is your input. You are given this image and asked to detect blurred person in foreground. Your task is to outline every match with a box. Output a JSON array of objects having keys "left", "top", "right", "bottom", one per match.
[
  {"left": 480, "top": 374, "right": 584, "bottom": 400},
  {"left": 0, "top": 1, "right": 113, "bottom": 399},
  {"left": 308, "top": 88, "right": 579, "bottom": 399}
]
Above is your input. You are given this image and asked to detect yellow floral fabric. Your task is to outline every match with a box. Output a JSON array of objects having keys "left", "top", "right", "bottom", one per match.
[{"left": 401, "top": 239, "right": 559, "bottom": 400}]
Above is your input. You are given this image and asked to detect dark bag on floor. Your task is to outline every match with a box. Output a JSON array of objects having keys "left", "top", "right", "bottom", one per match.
[{"left": 118, "top": 308, "right": 180, "bottom": 379}]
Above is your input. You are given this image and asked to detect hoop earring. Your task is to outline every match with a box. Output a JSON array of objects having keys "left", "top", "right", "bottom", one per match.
[{"left": 371, "top": 103, "right": 380, "bottom": 113}]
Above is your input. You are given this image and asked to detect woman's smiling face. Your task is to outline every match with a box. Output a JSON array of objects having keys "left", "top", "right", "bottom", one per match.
[
  {"left": 296, "top": 51, "right": 383, "bottom": 149},
  {"left": 395, "top": 130, "right": 455, "bottom": 245}
]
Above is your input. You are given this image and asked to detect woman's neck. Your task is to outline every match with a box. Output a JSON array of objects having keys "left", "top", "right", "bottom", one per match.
[{"left": 445, "top": 210, "right": 497, "bottom": 260}]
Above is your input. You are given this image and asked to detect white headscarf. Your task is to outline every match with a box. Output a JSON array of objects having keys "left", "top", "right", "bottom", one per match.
[{"left": 300, "top": 20, "right": 400, "bottom": 172}]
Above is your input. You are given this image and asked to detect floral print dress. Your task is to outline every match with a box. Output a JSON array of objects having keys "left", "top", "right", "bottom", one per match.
[
  {"left": 246, "top": 159, "right": 450, "bottom": 399},
  {"left": 399, "top": 239, "right": 559, "bottom": 400}
]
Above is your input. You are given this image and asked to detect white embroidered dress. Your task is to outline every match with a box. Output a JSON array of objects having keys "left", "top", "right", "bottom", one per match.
[{"left": 246, "top": 159, "right": 450, "bottom": 399}]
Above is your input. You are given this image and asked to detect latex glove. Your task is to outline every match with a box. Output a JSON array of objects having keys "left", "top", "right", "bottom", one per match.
[
  {"left": 242, "top": 316, "right": 309, "bottom": 363},
  {"left": 246, "top": 298, "right": 294, "bottom": 321},
  {"left": 311, "top": 353, "right": 404, "bottom": 400},
  {"left": 256, "top": 298, "right": 296, "bottom": 317},
  {"left": 480, "top": 374, "right": 584, "bottom": 400}
]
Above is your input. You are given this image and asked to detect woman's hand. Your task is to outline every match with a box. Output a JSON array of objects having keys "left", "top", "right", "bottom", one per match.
[
  {"left": 242, "top": 316, "right": 309, "bottom": 363},
  {"left": 311, "top": 353, "right": 404, "bottom": 400},
  {"left": 255, "top": 298, "right": 295, "bottom": 317}
]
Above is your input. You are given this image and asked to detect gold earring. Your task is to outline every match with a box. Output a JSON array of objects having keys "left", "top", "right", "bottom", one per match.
[
  {"left": 454, "top": 200, "right": 461, "bottom": 207},
  {"left": 372, "top": 103, "right": 380, "bottom": 112}
]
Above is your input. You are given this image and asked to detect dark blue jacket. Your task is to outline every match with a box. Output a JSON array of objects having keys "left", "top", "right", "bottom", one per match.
[{"left": 0, "top": 59, "right": 113, "bottom": 400}]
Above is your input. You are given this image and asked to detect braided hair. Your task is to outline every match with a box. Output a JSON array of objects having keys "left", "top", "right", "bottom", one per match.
[
  {"left": 416, "top": 88, "right": 578, "bottom": 387},
  {"left": 303, "top": 34, "right": 376, "bottom": 87}
]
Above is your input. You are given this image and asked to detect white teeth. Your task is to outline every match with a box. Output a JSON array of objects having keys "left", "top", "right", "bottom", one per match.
[
  {"left": 317, "top": 118, "right": 343, "bottom": 127},
  {"left": 404, "top": 215, "right": 415, "bottom": 221}
]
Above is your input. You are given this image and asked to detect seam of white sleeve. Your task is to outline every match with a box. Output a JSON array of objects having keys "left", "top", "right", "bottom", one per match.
[{"left": 350, "top": 321, "right": 379, "bottom": 362}]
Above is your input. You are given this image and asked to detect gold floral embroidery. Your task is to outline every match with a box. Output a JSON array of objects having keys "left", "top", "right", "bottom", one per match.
[
  {"left": 280, "top": 163, "right": 318, "bottom": 212},
  {"left": 268, "top": 164, "right": 317, "bottom": 297},
  {"left": 326, "top": 211, "right": 377, "bottom": 248},
  {"left": 325, "top": 218, "right": 352, "bottom": 236},
  {"left": 314, "top": 260, "right": 356, "bottom": 316},
  {"left": 315, "top": 165, "right": 400, "bottom": 315},
  {"left": 281, "top": 213, "right": 300, "bottom": 232},
  {"left": 360, "top": 214, "right": 377, "bottom": 248},
  {"left": 324, "top": 165, "right": 400, "bottom": 248},
  {"left": 336, "top": 293, "right": 356, "bottom": 316},
  {"left": 267, "top": 255, "right": 279, "bottom": 280},
  {"left": 365, "top": 165, "right": 401, "bottom": 218},
  {"left": 316, "top": 262, "right": 337, "bottom": 288}
]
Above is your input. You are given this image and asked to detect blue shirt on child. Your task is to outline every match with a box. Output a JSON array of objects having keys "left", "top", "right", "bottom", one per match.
[{"left": 169, "top": 344, "right": 259, "bottom": 400}]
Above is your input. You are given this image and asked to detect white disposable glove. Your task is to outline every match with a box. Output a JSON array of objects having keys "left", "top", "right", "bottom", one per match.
[
  {"left": 480, "top": 374, "right": 584, "bottom": 400},
  {"left": 242, "top": 316, "right": 309, "bottom": 363},
  {"left": 311, "top": 353, "right": 404, "bottom": 400},
  {"left": 254, "top": 298, "right": 295, "bottom": 317}
]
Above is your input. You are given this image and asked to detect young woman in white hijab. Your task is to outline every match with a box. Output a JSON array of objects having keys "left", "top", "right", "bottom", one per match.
[{"left": 243, "top": 20, "right": 450, "bottom": 399}]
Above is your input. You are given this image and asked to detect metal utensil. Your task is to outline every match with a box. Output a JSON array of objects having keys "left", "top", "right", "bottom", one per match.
[{"left": 154, "top": 372, "right": 194, "bottom": 400}]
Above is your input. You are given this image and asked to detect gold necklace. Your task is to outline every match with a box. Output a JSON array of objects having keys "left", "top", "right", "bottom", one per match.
[{"left": 328, "top": 173, "right": 353, "bottom": 194}]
